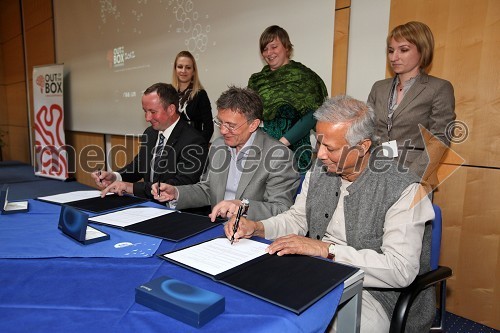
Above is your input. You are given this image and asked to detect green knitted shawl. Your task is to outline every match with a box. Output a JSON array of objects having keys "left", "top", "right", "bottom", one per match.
[{"left": 248, "top": 60, "right": 328, "bottom": 121}]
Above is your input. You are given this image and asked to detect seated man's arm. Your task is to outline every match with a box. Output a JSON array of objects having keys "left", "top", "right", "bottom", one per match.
[
  {"left": 228, "top": 172, "right": 310, "bottom": 241},
  {"left": 141, "top": 136, "right": 208, "bottom": 197},
  {"left": 245, "top": 147, "right": 300, "bottom": 221},
  {"left": 174, "top": 165, "right": 213, "bottom": 210},
  {"left": 335, "top": 183, "right": 434, "bottom": 288}
]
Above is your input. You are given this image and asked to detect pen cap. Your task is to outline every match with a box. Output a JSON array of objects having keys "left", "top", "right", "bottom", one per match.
[{"left": 240, "top": 198, "right": 250, "bottom": 215}]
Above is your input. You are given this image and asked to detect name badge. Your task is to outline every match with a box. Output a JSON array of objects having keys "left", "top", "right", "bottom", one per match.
[{"left": 382, "top": 140, "right": 399, "bottom": 158}]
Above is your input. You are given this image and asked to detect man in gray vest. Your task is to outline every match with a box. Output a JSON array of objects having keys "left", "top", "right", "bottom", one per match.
[{"left": 225, "top": 95, "right": 435, "bottom": 333}]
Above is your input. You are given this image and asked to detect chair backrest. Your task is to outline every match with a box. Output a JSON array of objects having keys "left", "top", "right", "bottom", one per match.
[{"left": 430, "top": 204, "right": 442, "bottom": 270}]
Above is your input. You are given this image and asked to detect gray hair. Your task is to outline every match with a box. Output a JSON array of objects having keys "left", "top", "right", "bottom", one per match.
[
  {"left": 314, "top": 95, "right": 378, "bottom": 148},
  {"left": 216, "top": 86, "right": 263, "bottom": 121}
]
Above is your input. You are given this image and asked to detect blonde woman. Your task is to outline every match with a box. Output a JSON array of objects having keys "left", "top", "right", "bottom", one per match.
[{"left": 172, "top": 51, "right": 214, "bottom": 143}]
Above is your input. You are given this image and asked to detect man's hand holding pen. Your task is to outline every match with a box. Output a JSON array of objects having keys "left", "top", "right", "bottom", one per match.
[
  {"left": 224, "top": 215, "right": 255, "bottom": 243},
  {"left": 91, "top": 169, "right": 116, "bottom": 188},
  {"left": 229, "top": 199, "right": 249, "bottom": 244},
  {"left": 151, "top": 182, "right": 177, "bottom": 202}
]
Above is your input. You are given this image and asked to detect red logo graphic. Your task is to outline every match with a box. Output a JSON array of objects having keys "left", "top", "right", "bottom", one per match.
[{"left": 36, "top": 75, "right": 45, "bottom": 93}]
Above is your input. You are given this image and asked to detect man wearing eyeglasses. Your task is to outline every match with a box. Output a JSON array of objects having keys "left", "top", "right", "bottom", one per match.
[{"left": 152, "top": 86, "right": 300, "bottom": 221}]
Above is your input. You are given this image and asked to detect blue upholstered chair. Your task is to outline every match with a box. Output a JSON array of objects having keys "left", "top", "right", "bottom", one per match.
[{"left": 389, "top": 204, "right": 453, "bottom": 333}]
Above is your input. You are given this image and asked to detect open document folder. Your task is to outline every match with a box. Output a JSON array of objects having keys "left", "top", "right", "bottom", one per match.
[
  {"left": 37, "top": 190, "right": 147, "bottom": 213},
  {"left": 89, "top": 206, "right": 223, "bottom": 242},
  {"left": 159, "top": 238, "right": 359, "bottom": 314}
]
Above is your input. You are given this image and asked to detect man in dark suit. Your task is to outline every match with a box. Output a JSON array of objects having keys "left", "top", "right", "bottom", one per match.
[{"left": 92, "top": 83, "right": 208, "bottom": 199}]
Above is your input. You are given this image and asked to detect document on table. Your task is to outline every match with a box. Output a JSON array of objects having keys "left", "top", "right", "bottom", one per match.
[
  {"left": 38, "top": 190, "right": 106, "bottom": 203},
  {"left": 163, "top": 238, "right": 269, "bottom": 276},
  {"left": 89, "top": 206, "right": 175, "bottom": 227}
]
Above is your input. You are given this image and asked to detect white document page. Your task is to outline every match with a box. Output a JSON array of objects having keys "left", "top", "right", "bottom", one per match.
[
  {"left": 38, "top": 190, "right": 104, "bottom": 203},
  {"left": 89, "top": 206, "right": 174, "bottom": 227},
  {"left": 163, "top": 238, "right": 269, "bottom": 276}
]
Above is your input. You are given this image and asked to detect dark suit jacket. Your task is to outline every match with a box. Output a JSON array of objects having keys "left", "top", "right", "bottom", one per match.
[
  {"left": 179, "top": 89, "right": 214, "bottom": 144},
  {"left": 118, "top": 119, "right": 208, "bottom": 198},
  {"left": 368, "top": 73, "right": 455, "bottom": 185},
  {"left": 175, "top": 129, "right": 300, "bottom": 221}
]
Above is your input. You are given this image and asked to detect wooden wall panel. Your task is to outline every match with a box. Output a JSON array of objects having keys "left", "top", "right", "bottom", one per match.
[
  {"left": 109, "top": 135, "right": 141, "bottom": 172},
  {"left": 331, "top": 6, "right": 350, "bottom": 96},
  {"left": 434, "top": 166, "right": 500, "bottom": 329},
  {"left": 0, "top": 43, "right": 4, "bottom": 85},
  {"left": 21, "top": 0, "right": 53, "bottom": 30},
  {"left": 65, "top": 131, "right": 105, "bottom": 188},
  {"left": 335, "top": 0, "right": 351, "bottom": 10},
  {"left": 391, "top": 0, "right": 500, "bottom": 328},
  {"left": 3, "top": 125, "right": 30, "bottom": 162},
  {"left": 0, "top": 0, "right": 21, "bottom": 43},
  {"left": 25, "top": 18, "right": 55, "bottom": 72},
  {"left": 2, "top": 35, "right": 25, "bottom": 84},
  {"left": 6, "top": 81, "right": 28, "bottom": 126}
]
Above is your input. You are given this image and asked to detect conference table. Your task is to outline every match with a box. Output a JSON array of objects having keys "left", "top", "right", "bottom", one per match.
[{"left": 0, "top": 161, "right": 363, "bottom": 333}]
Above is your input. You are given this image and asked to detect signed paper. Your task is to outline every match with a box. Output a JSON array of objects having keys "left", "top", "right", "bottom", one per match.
[{"left": 163, "top": 238, "right": 268, "bottom": 276}]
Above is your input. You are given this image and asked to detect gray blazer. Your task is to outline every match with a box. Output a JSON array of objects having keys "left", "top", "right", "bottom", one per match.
[
  {"left": 368, "top": 72, "right": 455, "bottom": 185},
  {"left": 176, "top": 129, "right": 300, "bottom": 221}
]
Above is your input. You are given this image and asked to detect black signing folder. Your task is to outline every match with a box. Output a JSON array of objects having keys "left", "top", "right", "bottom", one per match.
[
  {"left": 89, "top": 207, "right": 223, "bottom": 242},
  {"left": 37, "top": 190, "right": 147, "bottom": 214},
  {"left": 65, "top": 195, "right": 147, "bottom": 213},
  {"left": 159, "top": 238, "right": 359, "bottom": 314}
]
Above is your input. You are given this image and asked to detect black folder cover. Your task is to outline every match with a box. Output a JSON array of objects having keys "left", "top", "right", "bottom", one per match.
[
  {"left": 38, "top": 194, "right": 147, "bottom": 213},
  {"left": 159, "top": 238, "right": 359, "bottom": 314},
  {"left": 92, "top": 209, "right": 223, "bottom": 242}
]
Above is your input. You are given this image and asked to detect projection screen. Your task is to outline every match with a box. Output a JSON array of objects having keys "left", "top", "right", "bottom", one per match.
[{"left": 54, "top": 0, "right": 334, "bottom": 138}]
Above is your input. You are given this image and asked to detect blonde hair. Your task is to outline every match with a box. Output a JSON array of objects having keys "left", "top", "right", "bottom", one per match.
[
  {"left": 387, "top": 21, "right": 434, "bottom": 71},
  {"left": 171, "top": 51, "right": 204, "bottom": 100}
]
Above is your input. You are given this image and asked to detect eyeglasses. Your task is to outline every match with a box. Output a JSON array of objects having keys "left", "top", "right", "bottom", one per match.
[{"left": 213, "top": 117, "right": 250, "bottom": 133}]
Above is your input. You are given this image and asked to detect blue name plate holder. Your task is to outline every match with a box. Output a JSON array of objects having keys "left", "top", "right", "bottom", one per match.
[{"left": 58, "top": 205, "right": 110, "bottom": 245}]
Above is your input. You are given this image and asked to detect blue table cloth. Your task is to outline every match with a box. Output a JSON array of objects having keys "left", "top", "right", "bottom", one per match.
[
  {"left": 0, "top": 199, "right": 166, "bottom": 258},
  {"left": 0, "top": 161, "right": 345, "bottom": 332}
]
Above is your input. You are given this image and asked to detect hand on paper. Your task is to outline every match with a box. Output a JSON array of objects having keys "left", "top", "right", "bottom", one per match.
[
  {"left": 152, "top": 183, "right": 177, "bottom": 202},
  {"left": 101, "top": 181, "right": 132, "bottom": 197},
  {"left": 91, "top": 170, "right": 116, "bottom": 188},
  {"left": 209, "top": 200, "right": 242, "bottom": 222},
  {"left": 224, "top": 216, "right": 263, "bottom": 241},
  {"left": 266, "top": 234, "right": 330, "bottom": 258}
]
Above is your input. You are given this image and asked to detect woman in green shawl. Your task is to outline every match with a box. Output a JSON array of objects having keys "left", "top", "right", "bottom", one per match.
[{"left": 248, "top": 25, "right": 328, "bottom": 173}]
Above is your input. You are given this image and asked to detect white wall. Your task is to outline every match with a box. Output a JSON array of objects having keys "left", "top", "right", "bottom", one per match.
[{"left": 346, "top": 0, "right": 391, "bottom": 101}]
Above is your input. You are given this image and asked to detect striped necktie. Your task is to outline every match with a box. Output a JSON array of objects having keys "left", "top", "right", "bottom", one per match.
[{"left": 150, "top": 133, "right": 165, "bottom": 182}]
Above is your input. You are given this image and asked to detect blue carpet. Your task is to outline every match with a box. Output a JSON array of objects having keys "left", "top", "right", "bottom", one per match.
[{"left": 440, "top": 311, "right": 499, "bottom": 333}]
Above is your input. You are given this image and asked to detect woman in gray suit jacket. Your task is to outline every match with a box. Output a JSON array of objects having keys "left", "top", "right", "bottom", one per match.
[{"left": 368, "top": 21, "right": 455, "bottom": 187}]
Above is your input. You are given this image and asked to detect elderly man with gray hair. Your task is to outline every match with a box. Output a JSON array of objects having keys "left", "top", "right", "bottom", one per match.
[{"left": 225, "top": 95, "right": 436, "bottom": 333}]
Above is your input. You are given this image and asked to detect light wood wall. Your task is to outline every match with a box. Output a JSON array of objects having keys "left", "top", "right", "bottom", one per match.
[
  {"left": 332, "top": 0, "right": 351, "bottom": 95},
  {"left": 0, "top": 0, "right": 30, "bottom": 162},
  {"left": 1, "top": 0, "right": 498, "bottom": 329},
  {"left": 388, "top": 0, "right": 500, "bottom": 329}
]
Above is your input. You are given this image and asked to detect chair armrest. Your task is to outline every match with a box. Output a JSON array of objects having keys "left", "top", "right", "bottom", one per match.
[{"left": 389, "top": 266, "right": 452, "bottom": 333}]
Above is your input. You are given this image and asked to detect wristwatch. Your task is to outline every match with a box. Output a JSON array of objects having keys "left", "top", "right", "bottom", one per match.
[{"left": 327, "top": 243, "right": 336, "bottom": 260}]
